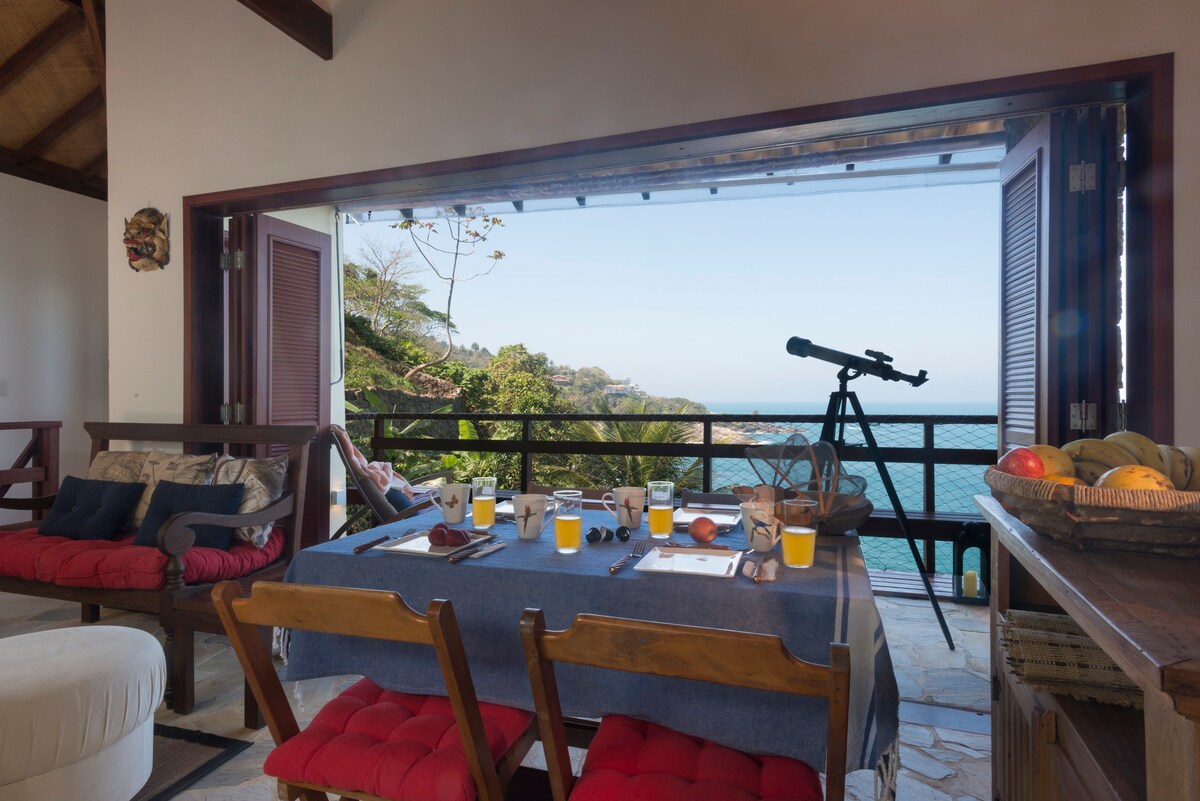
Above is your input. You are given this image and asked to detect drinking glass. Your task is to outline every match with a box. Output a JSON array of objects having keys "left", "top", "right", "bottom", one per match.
[
  {"left": 471, "top": 476, "right": 497, "bottom": 529},
  {"left": 553, "top": 490, "right": 583, "bottom": 554},
  {"left": 646, "top": 480, "right": 674, "bottom": 539},
  {"left": 780, "top": 499, "right": 819, "bottom": 568}
]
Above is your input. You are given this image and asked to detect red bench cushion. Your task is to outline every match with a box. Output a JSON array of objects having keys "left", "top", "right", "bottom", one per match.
[
  {"left": 0, "top": 527, "right": 284, "bottom": 589},
  {"left": 264, "top": 678, "right": 533, "bottom": 801},
  {"left": 571, "top": 715, "right": 823, "bottom": 801}
]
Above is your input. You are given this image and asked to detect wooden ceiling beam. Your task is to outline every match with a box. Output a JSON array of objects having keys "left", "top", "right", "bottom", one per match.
[
  {"left": 16, "top": 88, "right": 104, "bottom": 164},
  {"left": 79, "top": 149, "right": 107, "bottom": 179},
  {"left": 235, "top": 0, "right": 332, "bottom": 60},
  {"left": 0, "top": 145, "right": 105, "bottom": 200},
  {"left": 0, "top": 11, "right": 80, "bottom": 94},
  {"left": 82, "top": 0, "right": 106, "bottom": 99}
]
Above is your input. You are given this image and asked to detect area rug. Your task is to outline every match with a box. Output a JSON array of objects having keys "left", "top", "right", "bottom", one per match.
[{"left": 132, "top": 724, "right": 254, "bottom": 801}]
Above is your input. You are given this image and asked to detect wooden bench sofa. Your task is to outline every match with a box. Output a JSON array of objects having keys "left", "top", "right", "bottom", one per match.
[{"left": 0, "top": 421, "right": 313, "bottom": 727}]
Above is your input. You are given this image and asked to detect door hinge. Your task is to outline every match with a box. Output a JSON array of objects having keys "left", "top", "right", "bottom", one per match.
[
  {"left": 1070, "top": 401, "right": 1098, "bottom": 431},
  {"left": 1069, "top": 162, "right": 1097, "bottom": 192},
  {"left": 219, "top": 403, "right": 231, "bottom": 424},
  {"left": 1117, "top": 400, "right": 1128, "bottom": 432},
  {"left": 234, "top": 249, "right": 246, "bottom": 270},
  {"left": 220, "top": 252, "right": 231, "bottom": 272},
  {"left": 234, "top": 402, "right": 246, "bottom": 425}
]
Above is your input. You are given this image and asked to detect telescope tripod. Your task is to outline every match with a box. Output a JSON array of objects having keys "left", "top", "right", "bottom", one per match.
[{"left": 820, "top": 367, "right": 955, "bottom": 651}]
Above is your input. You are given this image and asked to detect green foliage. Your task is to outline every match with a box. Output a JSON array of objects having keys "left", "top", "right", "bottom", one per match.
[
  {"left": 345, "top": 314, "right": 429, "bottom": 369},
  {"left": 427, "top": 361, "right": 494, "bottom": 410}
]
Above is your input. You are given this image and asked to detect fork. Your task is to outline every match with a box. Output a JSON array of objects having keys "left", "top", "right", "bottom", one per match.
[{"left": 608, "top": 539, "right": 648, "bottom": 575}]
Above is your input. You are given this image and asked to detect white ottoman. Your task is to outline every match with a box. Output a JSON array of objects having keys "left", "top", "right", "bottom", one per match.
[{"left": 0, "top": 626, "right": 165, "bottom": 801}]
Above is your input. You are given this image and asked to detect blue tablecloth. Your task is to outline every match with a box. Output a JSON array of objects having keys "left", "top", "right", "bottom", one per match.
[{"left": 281, "top": 506, "right": 898, "bottom": 782}]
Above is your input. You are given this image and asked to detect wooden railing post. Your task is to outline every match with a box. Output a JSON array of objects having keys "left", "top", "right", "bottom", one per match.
[
  {"left": 702, "top": 420, "right": 713, "bottom": 492},
  {"left": 521, "top": 417, "right": 533, "bottom": 493},
  {"left": 923, "top": 420, "right": 936, "bottom": 573}
]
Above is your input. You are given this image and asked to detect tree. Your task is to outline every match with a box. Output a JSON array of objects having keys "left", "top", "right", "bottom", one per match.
[
  {"left": 342, "top": 236, "right": 447, "bottom": 338},
  {"left": 394, "top": 208, "right": 505, "bottom": 379}
]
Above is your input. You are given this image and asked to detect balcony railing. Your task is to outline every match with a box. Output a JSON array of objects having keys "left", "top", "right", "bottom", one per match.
[{"left": 346, "top": 411, "right": 997, "bottom": 576}]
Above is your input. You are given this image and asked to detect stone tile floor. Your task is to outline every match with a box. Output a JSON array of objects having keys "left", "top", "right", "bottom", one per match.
[{"left": 0, "top": 591, "right": 990, "bottom": 800}]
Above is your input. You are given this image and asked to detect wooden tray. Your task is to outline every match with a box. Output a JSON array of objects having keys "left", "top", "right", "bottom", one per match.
[{"left": 984, "top": 467, "right": 1200, "bottom": 556}]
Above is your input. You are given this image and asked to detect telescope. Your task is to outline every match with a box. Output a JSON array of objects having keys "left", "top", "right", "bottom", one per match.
[{"left": 785, "top": 337, "right": 928, "bottom": 387}]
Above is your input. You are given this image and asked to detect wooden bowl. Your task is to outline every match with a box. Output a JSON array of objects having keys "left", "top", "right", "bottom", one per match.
[{"left": 984, "top": 467, "right": 1200, "bottom": 556}]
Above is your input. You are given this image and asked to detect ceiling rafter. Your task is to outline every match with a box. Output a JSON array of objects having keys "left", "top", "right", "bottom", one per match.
[
  {"left": 0, "top": 10, "right": 80, "bottom": 95},
  {"left": 235, "top": 0, "right": 333, "bottom": 60},
  {"left": 81, "top": 0, "right": 105, "bottom": 99},
  {"left": 17, "top": 88, "right": 104, "bottom": 164},
  {"left": 0, "top": 144, "right": 104, "bottom": 199}
]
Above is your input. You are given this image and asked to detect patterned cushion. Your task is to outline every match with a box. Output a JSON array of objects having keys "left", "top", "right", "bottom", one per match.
[
  {"left": 215, "top": 455, "right": 288, "bottom": 548},
  {"left": 570, "top": 715, "right": 823, "bottom": 801},
  {"left": 131, "top": 450, "right": 219, "bottom": 529},
  {"left": 0, "top": 527, "right": 285, "bottom": 589},
  {"left": 87, "top": 450, "right": 149, "bottom": 484},
  {"left": 263, "top": 678, "right": 533, "bottom": 801}
]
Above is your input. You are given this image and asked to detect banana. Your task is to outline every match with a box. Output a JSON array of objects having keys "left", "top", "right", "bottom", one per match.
[
  {"left": 1072, "top": 460, "right": 1111, "bottom": 486},
  {"left": 1157, "top": 444, "right": 1193, "bottom": 490},
  {"left": 1180, "top": 447, "right": 1200, "bottom": 492},
  {"left": 1104, "top": 430, "right": 1167, "bottom": 473},
  {"left": 1062, "top": 438, "right": 1139, "bottom": 470}
]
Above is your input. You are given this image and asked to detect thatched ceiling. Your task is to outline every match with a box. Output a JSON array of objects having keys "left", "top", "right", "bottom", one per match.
[{"left": 0, "top": 0, "right": 331, "bottom": 202}]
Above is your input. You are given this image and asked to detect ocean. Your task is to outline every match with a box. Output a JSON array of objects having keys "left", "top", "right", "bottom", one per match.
[{"left": 703, "top": 400, "right": 997, "bottom": 575}]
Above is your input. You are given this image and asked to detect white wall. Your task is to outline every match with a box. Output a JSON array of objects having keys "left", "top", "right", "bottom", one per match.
[
  {"left": 0, "top": 173, "right": 107, "bottom": 522},
  {"left": 105, "top": 0, "right": 1200, "bottom": 440}
]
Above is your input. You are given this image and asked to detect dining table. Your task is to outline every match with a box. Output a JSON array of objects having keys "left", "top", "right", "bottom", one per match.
[{"left": 279, "top": 504, "right": 899, "bottom": 793}]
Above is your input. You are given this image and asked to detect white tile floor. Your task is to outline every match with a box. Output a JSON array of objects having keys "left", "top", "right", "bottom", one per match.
[{"left": 0, "top": 591, "right": 991, "bottom": 800}]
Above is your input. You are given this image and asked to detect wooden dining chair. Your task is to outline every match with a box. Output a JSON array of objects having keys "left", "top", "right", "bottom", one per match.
[
  {"left": 213, "top": 581, "right": 537, "bottom": 801},
  {"left": 520, "top": 609, "right": 850, "bottom": 801}
]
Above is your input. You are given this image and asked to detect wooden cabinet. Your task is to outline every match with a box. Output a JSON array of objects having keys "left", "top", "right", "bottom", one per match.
[{"left": 978, "top": 496, "right": 1200, "bottom": 801}]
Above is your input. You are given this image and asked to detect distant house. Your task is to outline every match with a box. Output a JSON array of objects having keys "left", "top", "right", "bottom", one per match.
[
  {"left": 551, "top": 375, "right": 572, "bottom": 386},
  {"left": 603, "top": 384, "right": 630, "bottom": 397}
]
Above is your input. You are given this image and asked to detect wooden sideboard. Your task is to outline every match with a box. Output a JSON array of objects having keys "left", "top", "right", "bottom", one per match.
[{"left": 977, "top": 495, "right": 1200, "bottom": 801}]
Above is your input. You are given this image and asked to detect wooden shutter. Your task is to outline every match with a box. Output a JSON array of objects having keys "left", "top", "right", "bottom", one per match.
[
  {"left": 998, "top": 111, "right": 1122, "bottom": 452},
  {"left": 998, "top": 119, "right": 1048, "bottom": 452},
  {"left": 249, "top": 214, "right": 331, "bottom": 548}
]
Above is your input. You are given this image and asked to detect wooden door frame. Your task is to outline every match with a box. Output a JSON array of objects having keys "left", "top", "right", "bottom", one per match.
[{"left": 184, "top": 54, "right": 1174, "bottom": 439}]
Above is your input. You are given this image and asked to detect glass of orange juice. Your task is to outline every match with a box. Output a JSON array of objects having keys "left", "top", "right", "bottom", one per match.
[
  {"left": 780, "top": 499, "right": 819, "bottom": 569},
  {"left": 553, "top": 490, "right": 583, "bottom": 554},
  {"left": 471, "top": 476, "right": 497, "bottom": 530},
  {"left": 646, "top": 481, "right": 674, "bottom": 539}
]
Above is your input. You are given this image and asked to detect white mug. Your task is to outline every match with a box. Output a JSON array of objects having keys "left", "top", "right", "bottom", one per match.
[
  {"left": 602, "top": 486, "right": 646, "bottom": 528},
  {"left": 431, "top": 483, "right": 470, "bottom": 525},
  {"left": 512, "top": 494, "right": 556, "bottom": 540},
  {"left": 741, "top": 501, "right": 780, "bottom": 553}
]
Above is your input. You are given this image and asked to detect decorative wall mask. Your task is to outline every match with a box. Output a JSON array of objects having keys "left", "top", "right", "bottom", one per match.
[{"left": 123, "top": 207, "right": 170, "bottom": 271}]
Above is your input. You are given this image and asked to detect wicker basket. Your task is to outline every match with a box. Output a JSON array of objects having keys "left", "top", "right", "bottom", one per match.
[
  {"left": 984, "top": 467, "right": 1200, "bottom": 556},
  {"left": 1000, "top": 609, "right": 1143, "bottom": 708}
]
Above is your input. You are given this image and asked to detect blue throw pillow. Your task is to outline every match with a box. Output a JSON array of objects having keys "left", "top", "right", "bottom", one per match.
[
  {"left": 136, "top": 480, "right": 245, "bottom": 550},
  {"left": 39, "top": 476, "right": 147, "bottom": 540}
]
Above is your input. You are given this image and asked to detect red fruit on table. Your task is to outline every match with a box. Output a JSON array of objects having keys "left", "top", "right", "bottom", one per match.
[
  {"left": 688, "top": 516, "right": 719, "bottom": 543},
  {"left": 995, "top": 447, "right": 1045, "bottom": 479}
]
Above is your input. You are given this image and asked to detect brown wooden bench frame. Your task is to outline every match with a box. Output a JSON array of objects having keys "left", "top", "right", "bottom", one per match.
[{"left": 0, "top": 421, "right": 313, "bottom": 726}]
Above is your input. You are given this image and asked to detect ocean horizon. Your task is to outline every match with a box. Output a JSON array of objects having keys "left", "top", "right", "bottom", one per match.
[{"left": 702, "top": 399, "right": 997, "bottom": 415}]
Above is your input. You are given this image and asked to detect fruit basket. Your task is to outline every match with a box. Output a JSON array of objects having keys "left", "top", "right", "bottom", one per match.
[{"left": 985, "top": 467, "right": 1200, "bottom": 556}]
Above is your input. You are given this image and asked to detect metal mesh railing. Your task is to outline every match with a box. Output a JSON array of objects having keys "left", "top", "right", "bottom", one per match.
[{"left": 348, "top": 411, "right": 997, "bottom": 574}]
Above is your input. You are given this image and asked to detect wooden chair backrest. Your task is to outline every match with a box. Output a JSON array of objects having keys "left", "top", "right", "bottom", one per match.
[
  {"left": 520, "top": 609, "right": 850, "bottom": 801},
  {"left": 83, "top": 422, "right": 313, "bottom": 560},
  {"left": 525, "top": 483, "right": 607, "bottom": 502},
  {"left": 213, "top": 581, "right": 508, "bottom": 801}
]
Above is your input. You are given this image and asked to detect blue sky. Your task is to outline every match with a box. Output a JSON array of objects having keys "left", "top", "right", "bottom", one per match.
[{"left": 344, "top": 183, "right": 999, "bottom": 409}]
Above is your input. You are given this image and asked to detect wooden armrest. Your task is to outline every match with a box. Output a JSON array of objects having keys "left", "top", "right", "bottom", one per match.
[
  {"left": 0, "top": 494, "right": 56, "bottom": 511},
  {"left": 157, "top": 493, "right": 297, "bottom": 556}
]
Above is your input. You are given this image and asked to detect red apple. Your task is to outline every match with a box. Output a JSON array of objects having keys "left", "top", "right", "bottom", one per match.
[
  {"left": 996, "top": 447, "right": 1045, "bottom": 478},
  {"left": 688, "top": 516, "right": 719, "bottom": 543}
]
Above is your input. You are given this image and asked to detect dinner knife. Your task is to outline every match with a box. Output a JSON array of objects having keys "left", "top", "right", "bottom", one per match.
[
  {"left": 468, "top": 541, "right": 506, "bottom": 559},
  {"left": 446, "top": 536, "right": 497, "bottom": 563}
]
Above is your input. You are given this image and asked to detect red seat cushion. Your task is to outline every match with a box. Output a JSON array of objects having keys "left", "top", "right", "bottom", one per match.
[
  {"left": 264, "top": 678, "right": 533, "bottom": 801},
  {"left": 0, "top": 527, "right": 284, "bottom": 589},
  {"left": 571, "top": 715, "right": 823, "bottom": 801}
]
